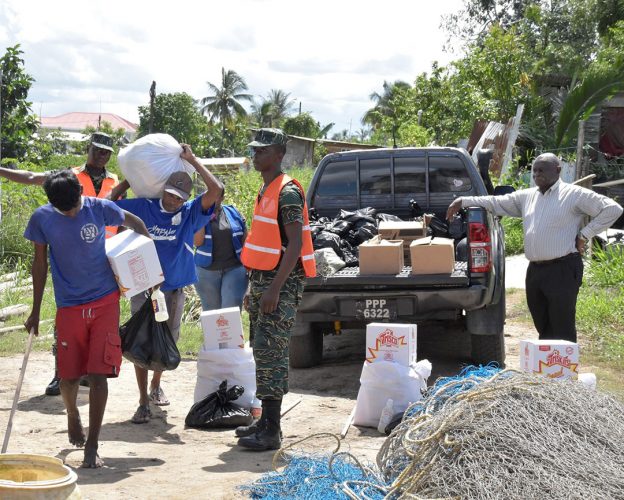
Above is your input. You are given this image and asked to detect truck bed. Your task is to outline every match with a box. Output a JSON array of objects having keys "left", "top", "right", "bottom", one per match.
[{"left": 305, "top": 261, "right": 469, "bottom": 288}]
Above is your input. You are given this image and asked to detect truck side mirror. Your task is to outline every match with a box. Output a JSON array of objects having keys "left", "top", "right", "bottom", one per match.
[{"left": 493, "top": 185, "right": 515, "bottom": 196}]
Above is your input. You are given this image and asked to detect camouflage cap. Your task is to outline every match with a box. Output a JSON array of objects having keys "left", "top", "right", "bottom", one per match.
[
  {"left": 164, "top": 171, "right": 193, "bottom": 201},
  {"left": 247, "top": 128, "right": 289, "bottom": 148},
  {"left": 90, "top": 132, "right": 114, "bottom": 152}
]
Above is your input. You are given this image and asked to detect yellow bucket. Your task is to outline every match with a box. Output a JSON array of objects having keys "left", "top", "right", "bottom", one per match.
[{"left": 0, "top": 454, "right": 81, "bottom": 499}]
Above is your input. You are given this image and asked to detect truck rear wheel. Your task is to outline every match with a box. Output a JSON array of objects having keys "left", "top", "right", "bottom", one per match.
[
  {"left": 466, "top": 294, "right": 506, "bottom": 367},
  {"left": 289, "top": 320, "right": 323, "bottom": 368}
]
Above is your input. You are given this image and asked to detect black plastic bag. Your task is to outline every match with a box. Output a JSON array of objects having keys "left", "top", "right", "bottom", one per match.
[
  {"left": 376, "top": 213, "right": 402, "bottom": 223},
  {"left": 339, "top": 207, "right": 376, "bottom": 224},
  {"left": 341, "top": 241, "right": 359, "bottom": 266},
  {"left": 313, "top": 231, "right": 343, "bottom": 256},
  {"left": 185, "top": 380, "right": 253, "bottom": 429},
  {"left": 327, "top": 219, "right": 352, "bottom": 236},
  {"left": 119, "top": 297, "right": 181, "bottom": 371},
  {"left": 355, "top": 222, "right": 377, "bottom": 244}
]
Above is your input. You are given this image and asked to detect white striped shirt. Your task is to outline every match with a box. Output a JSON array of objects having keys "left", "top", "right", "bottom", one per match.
[{"left": 460, "top": 179, "right": 623, "bottom": 261}]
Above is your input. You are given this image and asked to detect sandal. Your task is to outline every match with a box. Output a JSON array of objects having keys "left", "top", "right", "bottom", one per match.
[
  {"left": 131, "top": 404, "right": 151, "bottom": 424},
  {"left": 149, "top": 386, "right": 170, "bottom": 406}
]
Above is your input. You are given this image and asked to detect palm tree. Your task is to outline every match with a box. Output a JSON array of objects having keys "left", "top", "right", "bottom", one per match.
[
  {"left": 200, "top": 67, "right": 253, "bottom": 152},
  {"left": 250, "top": 99, "right": 274, "bottom": 127},
  {"left": 266, "top": 89, "right": 294, "bottom": 123},
  {"left": 362, "top": 80, "right": 411, "bottom": 147}
]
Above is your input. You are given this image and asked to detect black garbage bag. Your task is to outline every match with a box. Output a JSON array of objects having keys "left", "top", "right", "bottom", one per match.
[
  {"left": 428, "top": 215, "right": 450, "bottom": 238},
  {"left": 313, "top": 231, "right": 343, "bottom": 256},
  {"left": 339, "top": 207, "right": 377, "bottom": 225},
  {"left": 355, "top": 222, "right": 377, "bottom": 244},
  {"left": 327, "top": 219, "right": 352, "bottom": 236},
  {"left": 376, "top": 213, "right": 402, "bottom": 223},
  {"left": 341, "top": 241, "right": 359, "bottom": 266},
  {"left": 185, "top": 380, "right": 253, "bottom": 429},
  {"left": 119, "top": 297, "right": 181, "bottom": 371}
]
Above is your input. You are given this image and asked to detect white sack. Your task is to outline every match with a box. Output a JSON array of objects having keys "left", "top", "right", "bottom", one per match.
[
  {"left": 314, "top": 248, "right": 346, "bottom": 276},
  {"left": 353, "top": 359, "right": 432, "bottom": 428},
  {"left": 193, "top": 347, "right": 257, "bottom": 408},
  {"left": 118, "top": 133, "right": 195, "bottom": 198}
]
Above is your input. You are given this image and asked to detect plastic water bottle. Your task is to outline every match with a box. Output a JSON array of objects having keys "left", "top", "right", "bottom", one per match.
[
  {"left": 378, "top": 398, "right": 394, "bottom": 434},
  {"left": 151, "top": 289, "right": 169, "bottom": 322}
]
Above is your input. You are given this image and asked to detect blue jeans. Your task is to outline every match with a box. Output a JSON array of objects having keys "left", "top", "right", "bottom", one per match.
[{"left": 194, "top": 264, "right": 248, "bottom": 311}]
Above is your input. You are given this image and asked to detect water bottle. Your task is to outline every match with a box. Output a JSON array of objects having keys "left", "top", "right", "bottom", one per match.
[
  {"left": 377, "top": 398, "right": 394, "bottom": 434},
  {"left": 151, "top": 289, "right": 169, "bottom": 322}
]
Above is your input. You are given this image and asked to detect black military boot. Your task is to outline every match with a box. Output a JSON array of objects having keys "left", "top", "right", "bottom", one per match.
[
  {"left": 237, "top": 399, "right": 282, "bottom": 451},
  {"left": 235, "top": 413, "right": 265, "bottom": 438}
]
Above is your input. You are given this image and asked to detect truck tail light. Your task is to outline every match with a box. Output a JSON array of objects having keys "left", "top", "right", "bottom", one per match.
[{"left": 469, "top": 222, "right": 491, "bottom": 273}]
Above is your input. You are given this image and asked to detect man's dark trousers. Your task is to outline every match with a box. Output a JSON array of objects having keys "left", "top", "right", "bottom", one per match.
[{"left": 525, "top": 253, "right": 583, "bottom": 342}]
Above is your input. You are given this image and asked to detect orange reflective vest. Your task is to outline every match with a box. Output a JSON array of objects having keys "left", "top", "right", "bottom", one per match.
[
  {"left": 241, "top": 174, "right": 316, "bottom": 277},
  {"left": 73, "top": 167, "right": 120, "bottom": 239}
]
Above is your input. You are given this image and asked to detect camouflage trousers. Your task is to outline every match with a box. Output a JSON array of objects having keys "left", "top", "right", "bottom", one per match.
[{"left": 248, "top": 268, "right": 305, "bottom": 400}]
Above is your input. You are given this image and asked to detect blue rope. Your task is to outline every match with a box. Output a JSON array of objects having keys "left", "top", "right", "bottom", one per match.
[{"left": 241, "top": 455, "right": 388, "bottom": 499}]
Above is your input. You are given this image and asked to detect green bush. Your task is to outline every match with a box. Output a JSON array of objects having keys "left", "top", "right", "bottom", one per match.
[{"left": 501, "top": 216, "right": 524, "bottom": 255}]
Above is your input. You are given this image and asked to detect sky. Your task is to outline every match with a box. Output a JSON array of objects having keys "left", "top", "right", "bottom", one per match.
[{"left": 0, "top": 0, "right": 463, "bottom": 137}]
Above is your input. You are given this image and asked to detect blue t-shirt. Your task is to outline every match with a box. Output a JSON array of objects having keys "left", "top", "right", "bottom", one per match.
[
  {"left": 116, "top": 196, "right": 212, "bottom": 291},
  {"left": 24, "top": 197, "right": 125, "bottom": 308}
]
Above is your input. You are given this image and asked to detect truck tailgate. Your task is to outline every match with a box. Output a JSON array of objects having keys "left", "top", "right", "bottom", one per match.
[{"left": 305, "top": 261, "right": 469, "bottom": 289}]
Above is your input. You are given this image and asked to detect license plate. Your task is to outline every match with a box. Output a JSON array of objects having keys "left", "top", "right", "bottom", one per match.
[{"left": 355, "top": 299, "right": 397, "bottom": 320}]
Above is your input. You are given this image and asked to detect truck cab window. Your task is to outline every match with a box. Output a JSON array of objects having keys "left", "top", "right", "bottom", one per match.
[
  {"left": 394, "top": 156, "right": 426, "bottom": 193},
  {"left": 313, "top": 160, "right": 357, "bottom": 211},
  {"left": 429, "top": 156, "right": 472, "bottom": 193},
  {"left": 360, "top": 158, "right": 391, "bottom": 195}
]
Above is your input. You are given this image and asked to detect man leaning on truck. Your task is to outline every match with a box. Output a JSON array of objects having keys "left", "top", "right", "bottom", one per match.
[{"left": 446, "top": 152, "right": 622, "bottom": 343}]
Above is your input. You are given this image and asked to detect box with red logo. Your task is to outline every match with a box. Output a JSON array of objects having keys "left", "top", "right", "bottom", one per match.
[
  {"left": 365, "top": 322, "right": 417, "bottom": 366},
  {"left": 200, "top": 306, "right": 245, "bottom": 350},
  {"left": 519, "top": 339, "right": 579, "bottom": 380}
]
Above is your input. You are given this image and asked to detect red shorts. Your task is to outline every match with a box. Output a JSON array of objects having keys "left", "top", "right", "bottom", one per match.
[{"left": 56, "top": 291, "right": 122, "bottom": 379}]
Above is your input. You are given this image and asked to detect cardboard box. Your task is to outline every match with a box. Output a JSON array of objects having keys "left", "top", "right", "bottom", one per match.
[
  {"left": 105, "top": 230, "right": 164, "bottom": 298},
  {"left": 519, "top": 339, "right": 579, "bottom": 380},
  {"left": 359, "top": 235, "right": 404, "bottom": 274},
  {"left": 365, "top": 322, "right": 417, "bottom": 366},
  {"left": 200, "top": 307, "right": 244, "bottom": 350},
  {"left": 378, "top": 220, "right": 428, "bottom": 264},
  {"left": 410, "top": 237, "right": 455, "bottom": 275}
]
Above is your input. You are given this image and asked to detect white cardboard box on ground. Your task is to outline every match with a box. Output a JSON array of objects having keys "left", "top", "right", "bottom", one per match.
[
  {"left": 365, "top": 322, "right": 417, "bottom": 366},
  {"left": 105, "top": 230, "right": 164, "bottom": 298},
  {"left": 200, "top": 306, "right": 245, "bottom": 350},
  {"left": 519, "top": 339, "right": 579, "bottom": 380}
]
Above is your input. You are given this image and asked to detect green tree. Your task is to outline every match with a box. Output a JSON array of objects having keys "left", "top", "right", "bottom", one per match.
[
  {"left": 200, "top": 67, "right": 252, "bottom": 154},
  {"left": 137, "top": 92, "right": 210, "bottom": 152},
  {"left": 282, "top": 112, "right": 322, "bottom": 138},
  {"left": 0, "top": 45, "right": 38, "bottom": 160},
  {"left": 250, "top": 99, "right": 274, "bottom": 127},
  {"left": 83, "top": 121, "right": 127, "bottom": 151}
]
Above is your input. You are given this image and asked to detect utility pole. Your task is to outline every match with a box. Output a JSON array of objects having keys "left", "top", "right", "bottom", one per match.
[
  {"left": 298, "top": 101, "right": 301, "bottom": 115},
  {"left": 575, "top": 120, "right": 585, "bottom": 181},
  {"left": 149, "top": 81, "right": 156, "bottom": 134}
]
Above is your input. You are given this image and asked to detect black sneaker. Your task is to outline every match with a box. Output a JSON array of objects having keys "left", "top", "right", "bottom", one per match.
[{"left": 45, "top": 376, "right": 61, "bottom": 396}]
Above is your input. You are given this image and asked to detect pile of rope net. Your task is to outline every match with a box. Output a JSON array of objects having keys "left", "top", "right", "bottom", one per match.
[{"left": 242, "top": 366, "right": 624, "bottom": 499}]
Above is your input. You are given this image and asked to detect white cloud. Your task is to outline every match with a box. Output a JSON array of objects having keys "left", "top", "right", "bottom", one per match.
[{"left": 1, "top": 0, "right": 462, "bottom": 135}]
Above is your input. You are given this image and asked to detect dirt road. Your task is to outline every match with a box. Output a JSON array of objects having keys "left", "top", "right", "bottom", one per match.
[{"left": 0, "top": 302, "right": 529, "bottom": 499}]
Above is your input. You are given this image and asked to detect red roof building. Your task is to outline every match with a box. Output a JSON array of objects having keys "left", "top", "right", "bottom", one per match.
[{"left": 39, "top": 112, "right": 138, "bottom": 141}]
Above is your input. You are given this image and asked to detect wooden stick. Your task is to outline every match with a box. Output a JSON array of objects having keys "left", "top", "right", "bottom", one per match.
[
  {"left": 341, "top": 407, "right": 356, "bottom": 439},
  {"left": 2, "top": 328, "right": 35, "bottom": 453},
  {"left": 281, "top": 398, "right": 302, "bottom": 417}
]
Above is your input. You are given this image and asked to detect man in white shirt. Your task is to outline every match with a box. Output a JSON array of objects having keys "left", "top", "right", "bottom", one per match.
[{"left": 447, "top": 153, "right": 623, "bottom": 342}]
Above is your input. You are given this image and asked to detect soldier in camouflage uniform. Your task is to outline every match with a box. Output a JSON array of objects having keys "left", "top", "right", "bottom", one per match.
[{"left": 237, "top": 129, "right": 307, "bottom": 451}]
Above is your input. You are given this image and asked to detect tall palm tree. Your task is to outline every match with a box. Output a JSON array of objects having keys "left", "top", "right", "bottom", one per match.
[
  {"left": 266, "top": 89, "right": 294, "bottom": 123},
  {"left": 200, "top": 67, "right": 253, "bottom": 152},
  {"left": 362, "top": 80, "right": 411, "bottom": 146},
  {"left": 250, "top": 99, "right": 275, "bottom": 127}
]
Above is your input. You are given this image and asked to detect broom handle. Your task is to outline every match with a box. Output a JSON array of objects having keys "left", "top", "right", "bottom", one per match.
[{"left": 2, "top": 328, "right": 35, "bottom": 453}]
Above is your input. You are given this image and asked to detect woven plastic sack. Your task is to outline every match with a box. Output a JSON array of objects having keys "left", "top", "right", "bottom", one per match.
[
  {"left": 118, "top": 133, "right": 195, "bottom": 198},
  {"left": 314, "top": 248, "right": 346, "bottom": 277},
  {"left": 353, "top": 359, "right": 431, "bottom": 428},
  {"left": 194, "top": 347, "right": 257, "bottom": 408}
]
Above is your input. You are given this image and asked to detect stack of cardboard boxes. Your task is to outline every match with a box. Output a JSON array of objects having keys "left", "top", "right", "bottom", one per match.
[{"left": 359, "top": 218, "right": 456, "bottom": 275}]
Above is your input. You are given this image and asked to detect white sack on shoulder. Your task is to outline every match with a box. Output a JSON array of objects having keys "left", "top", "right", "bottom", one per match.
[
  {"left": 353, "top": 359, "right": 431, "bottom": 428},
  {"left": 193, "top": 347, "right": 257, "bottom": 408},
  {"left": 118, "top": 133, "right": 195, "bottom": 199}
]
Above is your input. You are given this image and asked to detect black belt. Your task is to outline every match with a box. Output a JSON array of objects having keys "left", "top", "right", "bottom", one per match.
[{"left": 531, "top": 252, "right": 580, "bottom": 266}]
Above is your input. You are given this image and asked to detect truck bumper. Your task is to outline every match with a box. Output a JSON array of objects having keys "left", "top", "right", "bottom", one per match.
[{"left": 298, "top": 285, "right": 491, "bottom": 322}]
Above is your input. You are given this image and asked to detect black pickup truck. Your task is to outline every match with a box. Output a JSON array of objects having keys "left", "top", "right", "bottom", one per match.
[{"left": 290, "top": 147, "right": 510, "bottom": 368}]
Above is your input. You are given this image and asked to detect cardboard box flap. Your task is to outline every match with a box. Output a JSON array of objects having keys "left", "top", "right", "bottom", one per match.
[
  {"left": 410, "top": 236, "right": 454, "bottom": 247},
  {"left": 361, "top": 235, "right": 403, "bottom": 247},
  {"left": 378, "top": 221, "right": 426, "bottom": 239}
]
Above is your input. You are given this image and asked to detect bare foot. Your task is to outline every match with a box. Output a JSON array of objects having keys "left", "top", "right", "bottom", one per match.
[
  {"left": 82, "top": 447, "right": 103, "bottom": 468},
  {"left": 67, "top": 414, "right": 86, "bottom": 447}
]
